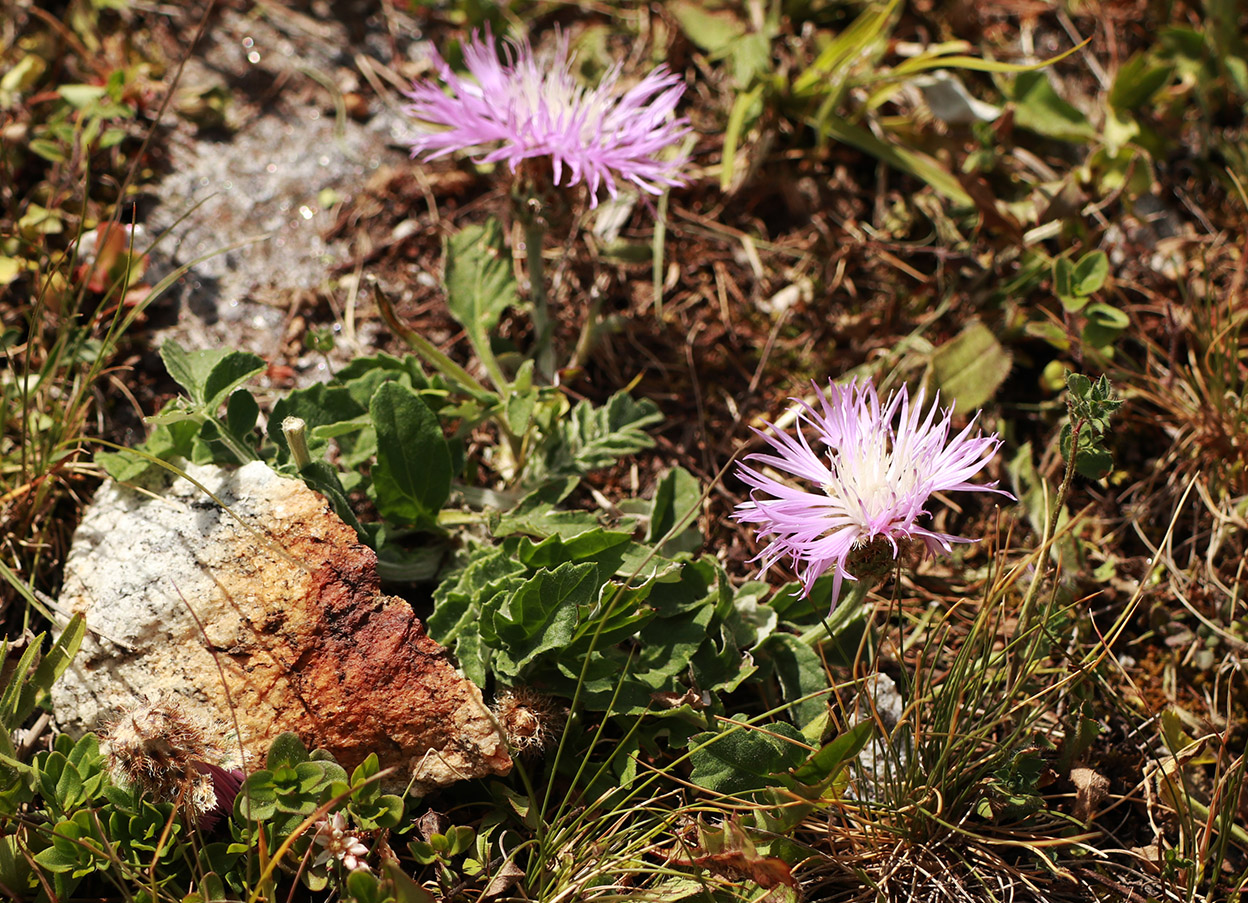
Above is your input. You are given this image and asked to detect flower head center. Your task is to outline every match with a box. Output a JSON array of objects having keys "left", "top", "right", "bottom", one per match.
[{"left": 824, "top": 437, "right": 925, "bottom": 527}]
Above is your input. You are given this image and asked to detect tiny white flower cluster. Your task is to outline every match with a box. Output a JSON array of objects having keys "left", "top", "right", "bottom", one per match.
[{"left": 313, "top": 812, "right": 371, "bottom": 873}]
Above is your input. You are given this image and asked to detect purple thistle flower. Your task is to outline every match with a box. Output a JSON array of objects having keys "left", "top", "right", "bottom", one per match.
[
  {"left": 734, "top": 379, "right": 1013, "bottom": 607},
  {"left": 403, "top": 30, "right": 690, "bottom": 206}
]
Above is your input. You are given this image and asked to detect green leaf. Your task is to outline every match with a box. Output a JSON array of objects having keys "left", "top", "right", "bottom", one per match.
[
  {"left": 356, "top": 793, "right": 404, "bottom": 830},
  {"left": 729, "top": 31, "right": 773, "bottom": 85},
  {"left": 720, "top": 83, "right": 766, "bottom": 191},
  {"left": 443, "top": 219, "right": 517, "bottom": 362},
  {"left": 53, "top": 761, "right": 84, "bottom": 811},
  {"left": 1109, "top": 53, "right": 1174, "bottom": 111},
  {"left": 1081, "top": 302, "right": 1129, "bottom": 350},
  {"left": 528, "top": 391, "right": 663, "bottom": 485},
  {"left": 516, "top": 529, "right": 631, "bottom": 570},
  {"left": 0, "top": 54, "right": 45, "bottom": 104},
  {"left": 813, "top": 112, "right": 972, "bottom": 205},
  {"left": 1071, "top": 250, "right": 1109, "bottom": 296},
  {"left": 505, "top": 371, "right": 538, "bottom": 437},
  {"left": 32, "top": 843, "right": 83, "bottom": 874},
  {"left": 493, "top": 481, "right": 594, "bottom": 538},
  {"left": 1052, "top": 256, "right": 1078, "bottom": 308},
  {"left": 158, "top": 341, "right": 261, "bottom": 411},
  {"left": 266, "top": 732, "right": 309, "bottom": 770},
  {"left": 429, "top": 547, "right": 526, "bottom": 645},
  {"left": 27, "top": 138, "right": 66, "bottom": 163},
  {"left": 225, "top": 389, "right": 260, "bottom": 439},
  {"left": 929, "top": 322, "right": 1013, "bottom": 414},
  {"left": 486, "top": 562, "right": 598, "bottom": 678},
  {"left": 270, "top": 383, "right": 367, "bottom": 462},
  {"left": 339, "top": 354, "right": 433, "bottom": 412},
  {"left": 0, "top": 616, "right": 84, "bottom": 736},
  {"left": 203, "top": 352, "right": 266, "bottom": 413},
  {"left": 57, "top": 84, "right": 107, "bottom": 109},
  {"left": 688, "top": 720, "right": 808, "bottom": 795},
  {"left": 755, "top": 633, "right": 829, "bottom": 729},
  {"left": 159, "top": 341, "right": 217, "bottom": 406},
  {"left": 0, "top": 257, "right": 22, "bottom": 286},
  {"left": 446, "top": 825, "right": 475, "bottom": 856},
  {"left": 791, "top": 720, "right": 875, "bottom": 785},
  {"left": 369, "top": 381, "right": 452, "bottom": 528},
  {"left": 408, "top": 840, "right": 438, "bottom": 866},
  {"left": 347, "top": 867, "right": 385, "bottom": 903},
  {"left": 647, "top": 466, "right": 702, "bottom": 554},
  {"left": 669, "top": 1, "right": 746, "bottom": 53},
  {"left": 383, "top": 859, "right": 437, "bottom": 903},
  {"left": 1010, "top": 71, "right": 1097, "bottom": 142}
]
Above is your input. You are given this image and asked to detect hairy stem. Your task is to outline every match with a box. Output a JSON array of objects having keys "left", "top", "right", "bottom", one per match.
[{"left": 524, "top": 218, "right": 554, "bottom": 378}]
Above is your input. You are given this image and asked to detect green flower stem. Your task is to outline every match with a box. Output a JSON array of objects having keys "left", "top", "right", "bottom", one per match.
[
  {"left": 208, "top": 415, "right": 258, "bottom": 465},
  {"left": 524, "top": 218, "right": 554, "bottom": 378},
  {"left": 570, "top": 287, "right": 604, "bottom": 371},
  {"left": 819, "top": 578, "right": 873, "bottom": 644},
  {"left": 1016, "top": 415, "right": 1083, "bottom": 637},
  {"left": 373, "top": 279, "right": 496, "bottom": 402}
]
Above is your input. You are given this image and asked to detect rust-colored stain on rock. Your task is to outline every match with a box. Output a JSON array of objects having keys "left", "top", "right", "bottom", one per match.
[{"left": 52, "top": 462, "right": 511, "bottom": 792}]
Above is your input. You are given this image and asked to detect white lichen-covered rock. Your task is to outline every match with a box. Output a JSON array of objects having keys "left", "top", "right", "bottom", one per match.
[{"left": 52, "top": 461, "right": 511, "bottom": 792}]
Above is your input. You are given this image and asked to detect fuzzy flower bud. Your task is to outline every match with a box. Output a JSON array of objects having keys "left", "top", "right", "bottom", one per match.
[{"left": 103, "top": 696, "right": 245, "bottom": 830}]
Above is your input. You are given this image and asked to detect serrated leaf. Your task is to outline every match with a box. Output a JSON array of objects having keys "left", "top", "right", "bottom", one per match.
[
  {"left": 929, "top": 322, "right": 1013, "bottom": 414},
  {"left": 370, "top": 381, "right": 452, "bottom": 528},
  {"left": 429, "top": 548, "right": 527, "bottom": 645},
  {"left": 529, "top": 391, "right": 662, "bottom": 484},
  {"left": 516, "top": 529, "right": 631, "bottom": 569},
  {"left": 444, "top": 219, "right": 517, "bottom": 361},
  {"left": 493, "top": 480, "right": 593, "bottom": 538},
  {"left": 486, "top": 562, "right": 598, "bottom": 677}
]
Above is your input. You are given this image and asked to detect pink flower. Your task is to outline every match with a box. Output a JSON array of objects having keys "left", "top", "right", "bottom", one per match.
[
  {"left": 735, "top": 379, "right": 1012, "bottom": 606},
  {"left": 403, "top": 30, "right": 689, "bottom": 206}
]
